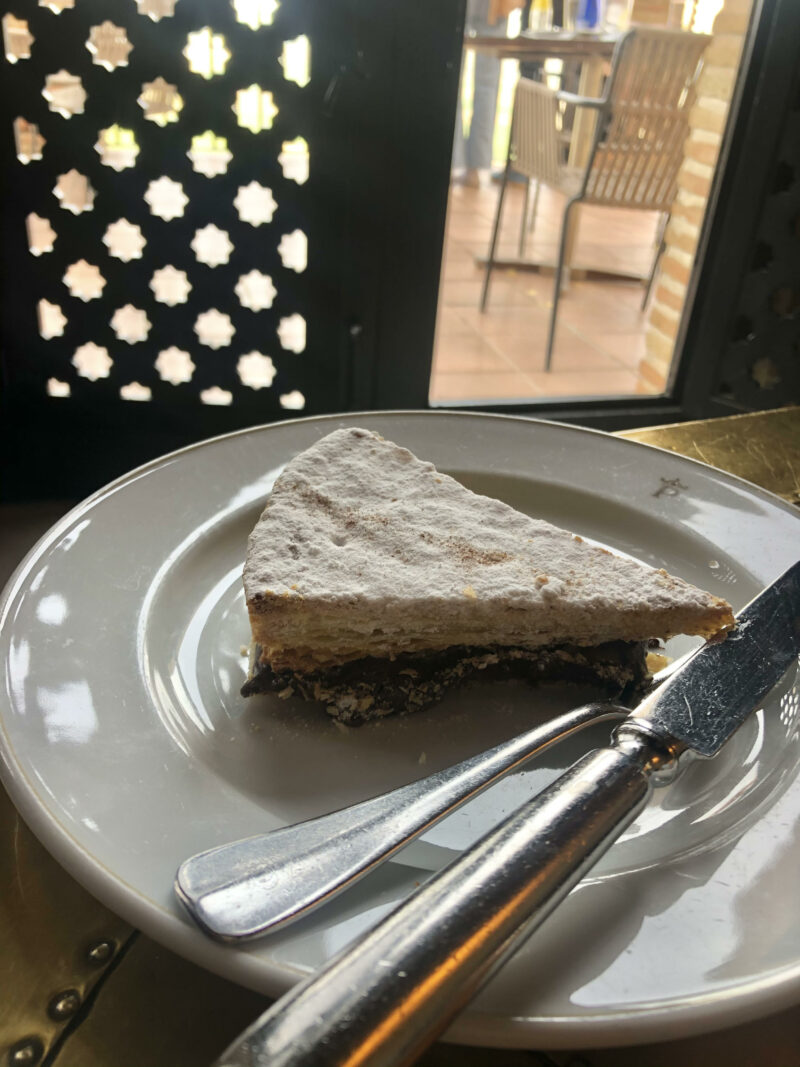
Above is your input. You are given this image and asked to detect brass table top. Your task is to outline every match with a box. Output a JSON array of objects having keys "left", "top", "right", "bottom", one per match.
[{"left": 2, "top": 408, "right": 799, "bottom": 1067}]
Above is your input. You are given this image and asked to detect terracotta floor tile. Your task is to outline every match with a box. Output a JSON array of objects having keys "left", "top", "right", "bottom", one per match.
[
  {"left": 456, "top": 301, "right": 551, "bottom": 337},
  {"left": 442, "top": 278, "right": 535, "bottom": 309},
  {"left": 500, "top": 328, "right": 625, "bottom": 376},
  {"left": 440, "top": 280, "right": 489, "bottom": 308},
  {"left": 431, "top": 183, "right": 674, "bottom": 401},
  {"left": 555, "top": 293, "right": 647, "bottom": 333},
  {"left": 435, "top": 306, "right": 476, "bottom": 338},
  {"left": 524, "top": 368, "right": 640, "bottom": 397},
  {"left": 431, "top": 333, "right": 513, "bottom": 375},
  {"left": 592, "top": 330, "right": 649, "bottom": 368},
  {"left": 440, "top": 255, "right": 483, "bottom": 283},
  {"left": 429, "top": 371, "right": 539, "bottom": 403}
]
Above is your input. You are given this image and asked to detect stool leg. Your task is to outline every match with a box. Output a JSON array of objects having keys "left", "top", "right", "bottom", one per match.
[
  {"left": 642, "top": 211, "right": 669, "bottom": 310},
  {"left": 544, "top": 196, "right": 579, "bottom": 372},
  {"left": 527, "top": 179, "right": 541, "bottom": 236},
  {"left": 480, "top": 154, "right": 512, "bottom": 313},
  {"left": 518, "top": 179, "right": 532, "bottom": 259}
]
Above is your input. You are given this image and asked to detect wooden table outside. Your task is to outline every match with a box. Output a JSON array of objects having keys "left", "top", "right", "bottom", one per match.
[
  {"left": 1, "top": 408, "right": 799, "bottom": 1066},
  {"left": 466, "top": 31, "right": 619, "bottom": 62}
]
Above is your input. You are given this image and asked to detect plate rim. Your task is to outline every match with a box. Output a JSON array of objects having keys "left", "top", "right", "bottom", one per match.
[{"left": 1, "top": 409, "right": 799, "bottom": 1050}]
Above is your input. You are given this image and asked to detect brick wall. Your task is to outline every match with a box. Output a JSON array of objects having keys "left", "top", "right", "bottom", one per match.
[{"left": 637, "top": 0, "right": 755, "bottom": 393}]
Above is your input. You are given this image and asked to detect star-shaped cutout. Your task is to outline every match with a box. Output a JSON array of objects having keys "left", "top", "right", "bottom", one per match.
[
  {"left": 278, "top": 229, "right": 307, "bottom": 273},
  {"left": 235, "top": 270, "right": 276, "bottom": 311},
  {"left": 73, "top": 342, "right": 112, "bottom": 381},
  {"left": 191, "top": 224, "right": 233, "bottom": 267},
  {"left": 281, "top": 35, "right": 310, "bottom": 88},
  {"left": 27, "top": 214, "right": 57, "bottom": 256},
  {"left": 138, "top": 77, "right": 183, "bottom": 126},
  {"left": 187, "top": 131, "right": 232, "bottom": 177},
  {"left": 135, "top": 0, "right": 177, "bottom": 21},
  {"left": 279, "top": 137, "right": 309, "bottom": 184},
  {"left": 111, "top": 305, "right": 151, "bottom": 344},
  {"left": 232, "top": 0, "right": 278, "bottom": 30},
  {"left": 237, "top": 352, "right": 276, "bottom": 390},
  {"left": 200, "top": 386, "right": 233, "bottom": 406},
  {"left": 144, "top": 176, "right": 188, "bottom": 220},
  {"left": 39, "top": 0, "right": 75, "bottom": 13},
  {"left": 120, "top": 381, "right": 152, "bottom": 401},
  {"left": 233, "top": 85, "right": 278, "bottom": 133},
  {"left": 86, "top": 22, "right": 133, "bottom": 71},
  {"left": 14, "top": 118, "right": 45, "bottom": 163},
  {"left": 279, "top": 390, "right": 305, "bottom": 410},
  {"left": 43, "top": 70, "right": 86, "bottom": 118},
  {"left": 103, "top": 219, "right": 146, "bottom": 262},
  {"left": 120, "top": 382, "right": 152, "bottom": 401},
  {"left": 184, "top": 28, "right": 230, "bottom": 79},
  {"left": 150, "top": 265, "right": 191, "bottom": 306},
  {"left": 47, "top": 379, "right": 71, "bottom": 398},
  {"left": 277, "top": 313, "right": 306, "bottom": 353},
  {"left": 38, "top": 299, "right": 66, "bottom": 339},
  {"left": 96, "top": 125, "right": 139, "bottom": 171},
  {"left": 3, "top": 14, "right": 34, "bottom": 63},
  {"left": 234, "top": 182, "right": 277, "bottom": 227},
  {"left": 54, "top": 170, "right": 95, "bottom": 214},
  {"left": 63, "top": 260, "right": 106, "bottom": 301},
  {"left": 195, "top": 310, "right": 235, "bottom": 349},
  {"left": 155, "top": 346, "right": 195, "bottom": 384}
]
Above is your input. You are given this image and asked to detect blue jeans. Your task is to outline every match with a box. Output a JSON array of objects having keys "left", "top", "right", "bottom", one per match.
[{"left": 452, "top": 0, "right": 507, "bottom": 171}]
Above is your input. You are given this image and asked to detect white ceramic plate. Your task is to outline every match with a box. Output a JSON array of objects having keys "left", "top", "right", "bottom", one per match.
[{"left": 1, "top": 412, "right": 799, "bottom": 1050}]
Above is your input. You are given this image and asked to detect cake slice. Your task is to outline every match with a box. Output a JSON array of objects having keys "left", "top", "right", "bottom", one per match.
[{"left": 242, "top": 427, "right": 734, "bottom": 723}]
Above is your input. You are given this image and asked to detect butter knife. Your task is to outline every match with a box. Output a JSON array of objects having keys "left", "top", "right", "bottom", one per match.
[{"left": 216, "top": 561, "right": 800, "bottom": 1067}]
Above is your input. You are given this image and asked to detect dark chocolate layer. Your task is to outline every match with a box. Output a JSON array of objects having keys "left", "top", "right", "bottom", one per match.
[{"left": 241, "top": 641, "right": 649, "bottom": 725}]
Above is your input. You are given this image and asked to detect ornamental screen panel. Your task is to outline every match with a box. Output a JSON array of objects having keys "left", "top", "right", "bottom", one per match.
[
  {"left": 710, "top": 75, "right": 800, "bottom": 409},
  {"left": 0, "top": 0, "right": 346, "bottom": 496}
]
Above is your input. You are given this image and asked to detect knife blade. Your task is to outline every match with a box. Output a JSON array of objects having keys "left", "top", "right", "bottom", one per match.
[
  {"left": 634, "top": 561, "right": 800, "bottom": 757},
  {"left": 216, "top": 562, "right": 800, "bottom": 1067}
]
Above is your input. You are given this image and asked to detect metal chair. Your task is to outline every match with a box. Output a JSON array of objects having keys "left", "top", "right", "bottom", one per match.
[{"left": 480, "top": 28, "right": 710, "bottom": 370}]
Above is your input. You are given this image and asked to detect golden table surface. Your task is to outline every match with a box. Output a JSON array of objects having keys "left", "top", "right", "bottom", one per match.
[{"left": 2, "top": 408, "right": 799, "bottom": 1067}]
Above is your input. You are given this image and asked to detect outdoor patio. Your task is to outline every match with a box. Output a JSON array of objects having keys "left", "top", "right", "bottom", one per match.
[{"left": 430, "top": 179, "right": 667, "bottom": 403}]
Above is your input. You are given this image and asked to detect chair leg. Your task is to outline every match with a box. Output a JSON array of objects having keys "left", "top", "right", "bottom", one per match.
[
  {"left": 544, "top": 196, "right": 578, "bottom": 372},
  {"left": 642, "top": 211, "right": 669, "bottom": 311},
  {"left": 518, "top": 179, "right": 532, "bottom": 259},
  {"left": 527, "top": 179, "right": 541, "bottom": 236},
  {"left": 480, "top": 154, "right": 512, "bottom": 313}
]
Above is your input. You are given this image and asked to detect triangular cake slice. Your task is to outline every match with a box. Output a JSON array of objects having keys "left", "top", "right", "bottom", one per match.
[{"left": 242, "top": 427, "right": 733, "bottom": 723}]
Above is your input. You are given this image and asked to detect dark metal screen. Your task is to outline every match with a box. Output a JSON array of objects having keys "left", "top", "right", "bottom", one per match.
[
  {"left": 1, "top": 1, "right": 333, "bottom": 486},
  {"left": 1, "top": 1, "right": 463, "bottom": 500},
  {"left": 710, "top": 66, "right": 800, "bottom": 410}
]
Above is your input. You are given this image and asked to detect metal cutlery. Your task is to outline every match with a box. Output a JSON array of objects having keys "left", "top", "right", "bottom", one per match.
[
  {"left": 212, "top": 561, "right": 799, "bottom": 1067},
  {"left": 177, "top": 700, "right": 628, "bottom": 940}
]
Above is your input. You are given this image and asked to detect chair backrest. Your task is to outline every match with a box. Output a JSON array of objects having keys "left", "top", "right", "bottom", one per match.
[
  {"left": 585, "top": 28, "right": 710, "bottom": 210},
  {"left": 510, "top": 77, "right": 563, "bottom": 189}
]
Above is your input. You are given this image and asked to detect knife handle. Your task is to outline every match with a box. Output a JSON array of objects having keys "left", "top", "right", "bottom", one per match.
[{"left": 216, "top": 724, "right": 677, "bottom": 1067}]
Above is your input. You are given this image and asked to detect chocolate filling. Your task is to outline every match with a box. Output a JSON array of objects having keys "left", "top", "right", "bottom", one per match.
[{"left": 241, "top": 641, "right": 649, "bottom": 725}]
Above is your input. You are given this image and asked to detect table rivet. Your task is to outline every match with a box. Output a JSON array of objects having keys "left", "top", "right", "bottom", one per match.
[
  {"left": 86, "top": 939, "right": 115, "bottom": 964},
  {"left": 47, "top": 989, "right": 81, "bottom": 1021},
  {"left": 8, "top": 1038, "right": 44, "bottom": 1066}
]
